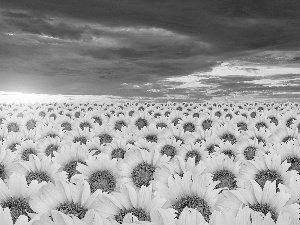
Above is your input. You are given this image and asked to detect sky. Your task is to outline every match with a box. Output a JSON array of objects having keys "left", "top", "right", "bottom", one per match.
[{"left": 0, "top": 0, "right": 300, "bottom": 102}]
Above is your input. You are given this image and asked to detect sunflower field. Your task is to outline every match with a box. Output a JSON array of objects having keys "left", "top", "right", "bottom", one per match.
[{"left": 0, "top": 101, "right": 300, "bottom": 225}]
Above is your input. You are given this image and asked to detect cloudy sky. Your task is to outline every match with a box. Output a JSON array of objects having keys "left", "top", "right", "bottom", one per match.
[{"left": 0, "top": 0, "right": 300, "bottom": 102}]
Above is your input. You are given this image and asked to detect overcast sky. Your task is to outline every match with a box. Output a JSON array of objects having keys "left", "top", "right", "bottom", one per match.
[{"left": 0, "top": 0, "right": 300, "bottom": 102}]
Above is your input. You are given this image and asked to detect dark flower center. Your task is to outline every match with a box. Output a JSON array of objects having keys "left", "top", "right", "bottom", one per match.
[
  {"left": 1, "top": 198, "right": 34, "bottom": 223},
  {"left": 111, "top": 148, "right": 126, "bottom": 159},
  {"left": 255, "top": 170, "right": 283, "bottom": 191},
  {"left": 61, "top": 122, "right": 72, "bottom": 131},
  {"left": 268, "top": 116, "right": 278, "bottom": 126},
  {"left": 286, "top": 118, "right": 295, "bottom": 128},
  {"left": 49, "top": 113, "right": 56, "bottom": 120},
  {"left": 202, "top": 119, "right": 212, "bottom": 130},
  {"left": 115, "top": 208, "right": 150, "bottom": 224},
  {"left": 172, "top": 118, "right": 181, "bottom": 126},
  {"left": 255, "top": 122, "right": 267, "bottom": 130},
  {"left": 75, "top": 112, "right": 80, "bottom": 118},
  {"left": 0, "top": 164, "right": 6, "bottom": 180},
  {"left": 26, "top": 171, "right": 51, "bottom": 184},
  {"left": 225, "top": 114, "right": 232, "bottom": 120},
  {"left": 174, "top": 136, "right": 184, "bottom": 145},
  {"left": 89, "top": 170, "right": 116, "bottom": 193},
  {"left": 286, "top": 156, "right": 300, "bottom": 173},
  {"left": 156, "top": 123, "right": 167, "bottom": 129},
  {"left": 99, "top": 134, "right": 113, "bottom": 145},
  {"left": 206, "top": 144, "right": 218, "bottom": 154},
  {"left": 237, "top": 122, "right": 248, "bottom": 131},
  {"left": 7, "top": 123, "right": 19, "bottom": 133},
  {"left": 45, "top": 133, "right": 58, "bottom": 138},
  {"left": 115, "top": 121, "right": 127, "bottom": 131},
  {"left": 8, "top": 143, "right": 19, "bottom": 151},
  {"left": 64, "top": 160, "right": 86, "bottom": 180},
  {"left": 213, "top": 169, "right": 237, "bottom": 190},
  {"left": 135, "top": 118, "right": 148, "bottom": 130},
  {"left": 131, "top": 162, "right": 155, "bottom": 188},
  {"left": 282, "top": 136, "right": 294, "bottom": 143},
  {"left": 92, "top": 116, "right": 102, "bottom": 126},
  {"left": 256, "top": 136, "right": 266, "bottom": 146},
  {"left": 154, "top": 113, "right": 161, "bottom": 118},
  {"left": 244, "top": 146, "right": 257, "bottom": 160},
  {"left": 21, "top": 148, "right": 37, "bottom": 161},
  {"left": 183, "top": 123, "right": 195, "bottom": 132},
  {"left": 79, "top": 122, "right": 92, "bottom": 131},
  {"left": 250, "top": 112, "right": 256, "bottom": 118},
  {"left": 222, "top": 150, "right": 235, "bottom": 159},
  {"left": 39, "top": 111, "right": 46, "bottom": 117},
  {"left": 214, "top": 111, "right": 222, "bottom": 117},
  {"left": 193, "top": 113, "right": 200, "bottom": 118},
  {"left": 45, "top": 144, "right": 58, "bottom": 157},
  {"left": 161, "top": 145, "right": 176, "bottom": 159},
  {"left": 73, "top": 136, "right": 87, "bottom": 145},
  {"left": 56, "top": 202, "right": 88, "bottom": 219},
  {"left": 172, "top": 196, "right": 211, "bottom": 222},
  {"left": 249, "top": 203, "right": 277, "bottom": 222},
  {"left": 26, "top": 119, "right": 36, "bottom": 130},
  {"left": 220, "top": 133, "right": 237, "bottom": 144},
  {"left": 145, "top": 135, "right": 158, "bottom": 143},
  {"left": 185, "top": 150, "right": 201, "bottom": 164}
]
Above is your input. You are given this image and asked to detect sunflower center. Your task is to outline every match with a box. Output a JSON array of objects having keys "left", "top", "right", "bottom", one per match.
[
  {"left": 92, "top": 116, "right": 102, "bottom": 126},
  {"left": 225, "top": 114, "right": 232, "bottom": 120},
  {"left": 21, "top": 148, "right": 37, "bottom": 161},
  {"left": 26, "top": 119, "right": 36, "bottom": 130},
  {"left": 8, "top": 143, "right": 18, "bottom": 151},
  {"left": 193, "top": 113, "right": 200, "bottom": 118},
  {"left": 154, "top": 113, "right": 161, "bottom": 118},
  {"left": 237, "top": 122, "right": 248, "bottom": 131},
  {"left": 220, "top": 133, "right": 236, "bottom": 144},
  {"left": 255, "top": 122, "right": 267, "bottom": 130},
  {"left": 115, "top": 121, "right": 126, "bottom": 131},
  {"left": 172, "top": 118, "right": 181, "bottom": 126},
  {"left": 214, "top": 111, "right": 222, "bottom": 117},
  {"left": 174, "top": 136, "right": 184, "bottom": 145},
  {"left": 249, "top": 203, "right": 277, "bottom": 222},
  {"left": 256, "top": 136, "right": 266, "bottom": 146},
  {"left": 255, "top": 170, "right": 283, "bottom": 191},
  {"left": 26, "top": 171, "right": 51, "bottom": 184},
  {"left": 201, "top": 119, "right": 212, "bottom": 130},
  {"left": 73, "top": 136, "right": 87, "bottom": 145},
  {"left": 183, "top": 123, "right": 195, "bottom": 132},
  {"left": 111, "top": 148, "right": 126, "bottom": 159},
  {"left": 131, "top": 162, "right": 155, "bottom": 188},
  {"left": 282, "top": 136, "right": 294, "bottom": 143},
  {"left": 45, "top": 144, "right": 58, "bottom": 157},
  {"left": 244, "top": 146, "right": 257, "bottom": 160},
  {"left": 161, "top": 145, "right": 177, "bottom": 159},
  {"left": 75, "top": 112, "right": 80, "bottom": 118},
  {"left": 185, "top": 150, "right": 201, "bottom": 164},
  {"left": 134, "top": 118, "right": 147, "bottom": 130},
  {"left": 0, "top": 164, "right": 6, "bottom": 180},
  {"left": 222, "top": 150, "right": 235, "bottom": 159},
  {"left": 286, "top": 118, "right": 295, "bottom": 128},
  {"left": 61, "top": 122, "right": 72, "bottom": 131},
  {"left": 1, "top": 197, "right": 34, "bottom": 223},
  {"left": 7, "top": 123, "right": 19, "bottom": 133},
  {"left": 145, "top": 134, "right": 158, "bottom": 143},
  {"left": 250, "top": 112, "right": 256, "bottom": 118},
  {"left": 99, "top": 134, "right": 113, "bottom": 145},
  {"left": 286, "top": 156, "right": 300, "bottom": 173},
  {"left": 56, "top": 202, "right": 88, "bottom": 219},
  {"left": 89, "top": 170, "right": 116, "bottom": 193},
  {"left": 268, "top": 116, "right": 278, "bottom": 126},
  {"left": 172, "top": 196, "right": 211, "bottom": 222},
  {"left": 39, "top": 111, "right": 46, "bottom": 117},
  {"left": 79, "top": 122, "right": 92, "bottom": 131},
  {"left": 213, "top": 169, "right": 237, "bottom": 190},
  {"left": 0, "top": 118, "right": 4, "bottom": 125},
  {"left": 64, "top": 160, "right": 86, "bottom": 180},
  {"left": 115, "top": 208, "right": 150, "bottom": 224},
  {"left": 46, "top": 133, "right": 58, "bottom": 138},
  {"left": 206, "top": 144, "right": 218, "bottom": 154},
  {"left": 156, "top": 123, "right": 167, "bottom": 129}
]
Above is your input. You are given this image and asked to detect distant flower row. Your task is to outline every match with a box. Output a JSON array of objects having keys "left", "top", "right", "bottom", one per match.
[{"left": 0, "top": 101, "right": 300, "bottom": 225}]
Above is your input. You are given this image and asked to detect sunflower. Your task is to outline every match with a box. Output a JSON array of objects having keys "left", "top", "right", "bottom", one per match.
[
  {"left": 30, "top": 179, "right": 103, "bottom": 220},
  {"left": 140, "top": 124, "right": 165, "bottom": 144},
  {"left": 243, "top": 126, "right": 274, "bottom": 147},
  {"left": 2, "top": 115, "right": 24, "bottom": 133},
  {"left": 15, "top": 139, "right": 42, "bottom": 162},
  {"left": 272, "top": 126, "right": 299, "bottom": 144},
  {"left": 0, "top": 147, "right": 17, "bottom": 182},
  {"left": 53, "top": 143, "right": 94, "bottom": 181},
  {"left": 212, "top": 142, "right": 239, "bottom": 161},
  {"left": 94, "top": 125, "right": 116, "bottom": 146},
  {"left": 0, "top": 205, "right": 40, "bottom": 225},
  {"left": 235, "top": 138, "right": 268, "bottom": 161},
  {"left": 156, "top": 137, "right": 185, "bottom": 160},
  {"left": 238, "top": 152, "right": 297, "bottom": 191},
  {"left": 177, "top": 115, "right": 201, "bottom": 133},
  {"left": 215, "top": 124, "right": 241, "bottom": 145},
  {"left": 178, "top": 143, "right": 208, "bottom": 165},
  {"left": 108, "top": 114, "right": 130, "bottom": 132},
  {"left": 37, "top": 136, "right": 66, "bottom": 157},
  {"left": 103, "top": 139, "right": 132, "bottom": 160},
  {"left": 197, "top": 113, "right": 219, "bottom": 132},
  {"left": 204, "top": 153, "right": 242, "bottom": 190},
  {"left": 200, "top": 134, "right": 221, "bottom": 155},
  {"left": 153, "top": 115, "right": 170, "bottom": 130},
  {"left": 156, "top": 171, "right": 221, "bottom": 223},
  {"left": 216, "top": 179, "right": 300, "bottom": 222},
  {"left": 85, "top": 138, "right": 103, "bottom": 156},
  {"left": 118, "top": 147, "right": 170, "bottom": 190},
  {"left": 131, "top": 111, "right": 153, "bottom": 130},
  {"left": 37, "top": 124, "right": 65, "bottom": 140},
  {"left": 64, "top": 127, "right": 96, "bottom": 145},
  {"left": 96, "top": 184, "right": 165, "bottom": 223},
  {"left": 21, "top": 112, "right": 42, "bottom": 132},
  {"left": 280, "top": 110, "right": 298, "bottom": 128},
  {"left": 13, "top": 154, "right": 67, "bottom": 185},
  {"left": 167, "top": 111, "right": 184, "bottom": 127},
  {"left": 55, "top": 115, "right": 73, "bottom": 132},
  {"left": 0, "top": 173, "right": 46, "bottom": 223},
  {"left": 72, "top": 153, "right": 122, "bottom": 193}
]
